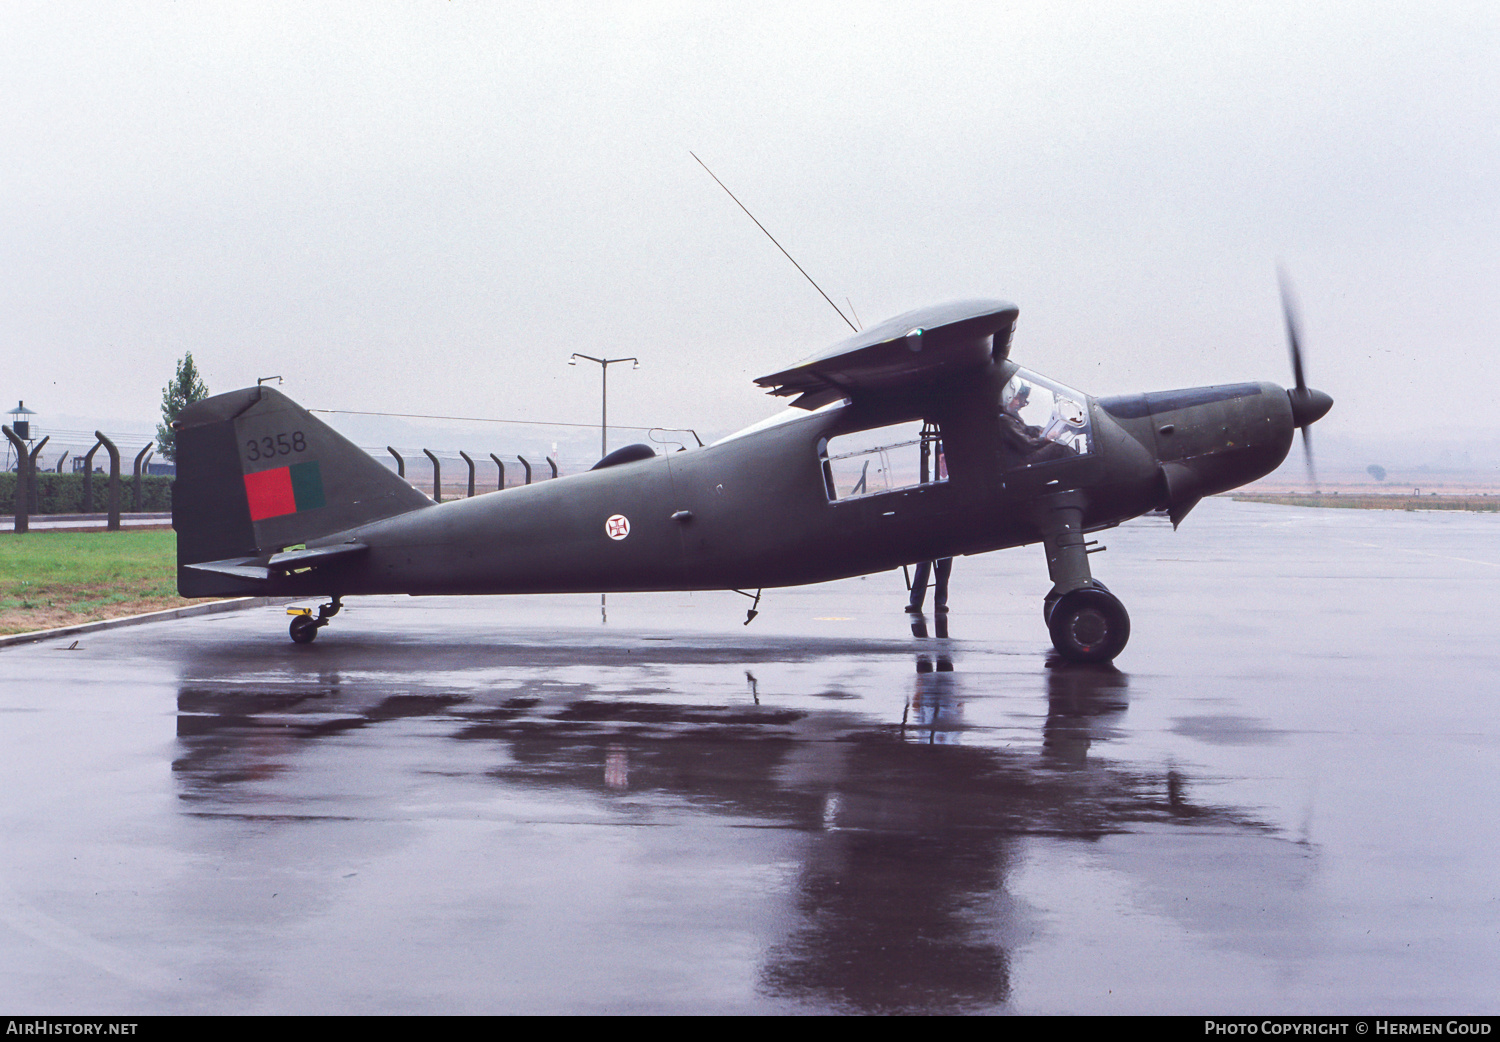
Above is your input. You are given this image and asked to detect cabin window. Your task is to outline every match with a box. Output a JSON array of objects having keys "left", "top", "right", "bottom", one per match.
[
  {"left": 820, "top": 420, "right": 945, "bottom": 502},
  {"left": 998, "top": 368, "right": 1094, "bottom": 467}
]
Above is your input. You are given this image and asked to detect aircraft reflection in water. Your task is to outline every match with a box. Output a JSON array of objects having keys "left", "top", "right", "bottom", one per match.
[
  {"left": 172, "top": 294, "right": 1331, "bottom": 662},
  {"left": 171, "top": 641, "right": 1297, "bottom": 1014}
]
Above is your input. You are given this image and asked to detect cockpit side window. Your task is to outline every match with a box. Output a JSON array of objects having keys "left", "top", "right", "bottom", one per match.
[
  {"left": 998, "top": 369, "right": 1093, "bottom": 468},
  {"left": 820, "top": 420, "right": 945, "bottom": 502}
]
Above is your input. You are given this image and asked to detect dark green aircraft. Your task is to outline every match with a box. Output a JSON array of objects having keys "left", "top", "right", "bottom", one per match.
[{"left": 173, "top": 297, "right": 1331, "bottom": 662}]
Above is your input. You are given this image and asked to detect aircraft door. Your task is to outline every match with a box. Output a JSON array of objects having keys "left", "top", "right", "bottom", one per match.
[
  {"left": 819, "top": 420, "right": 946, "bottom": 502},
  {"left": 817, "top": 417, "right": 956, "bottom": 567}
]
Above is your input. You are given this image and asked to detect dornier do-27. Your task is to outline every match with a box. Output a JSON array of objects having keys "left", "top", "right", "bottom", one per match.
[{"left": 173, "top": 298, "right": 1332, "bottom": 662}]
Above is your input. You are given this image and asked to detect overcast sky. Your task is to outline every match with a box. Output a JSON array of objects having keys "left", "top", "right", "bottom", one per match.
[{"left": 3, "top": 2, "right": 1497, "bottom": 450}]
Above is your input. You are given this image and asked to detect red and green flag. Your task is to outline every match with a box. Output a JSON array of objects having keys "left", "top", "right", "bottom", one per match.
[{"left": 244, "top": 461, "right": 326, "bottom": 522}]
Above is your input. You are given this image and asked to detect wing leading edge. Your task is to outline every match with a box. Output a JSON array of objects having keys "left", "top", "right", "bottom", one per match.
[{"left": 754, "top": 299, "right": 1018, "bottom": 409}]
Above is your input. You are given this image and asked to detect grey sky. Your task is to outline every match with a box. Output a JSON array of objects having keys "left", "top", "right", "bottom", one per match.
[{"left": 3, "top": 2, "right": 1496, "bottom": 449}]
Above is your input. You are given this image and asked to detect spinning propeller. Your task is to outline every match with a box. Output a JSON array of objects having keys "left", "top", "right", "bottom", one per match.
[{"left": 1278, "top": 269, "right": 1334, "bottom": 488}]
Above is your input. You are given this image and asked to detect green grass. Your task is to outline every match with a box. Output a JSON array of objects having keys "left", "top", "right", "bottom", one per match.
[{"left": 0, "top": 528, "right": 195, "bottom": 634}]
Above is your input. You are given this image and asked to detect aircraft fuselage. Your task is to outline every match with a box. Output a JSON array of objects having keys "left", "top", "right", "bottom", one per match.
[{"left": 242, "top": 362, "right": 1296, "bottom": 599}]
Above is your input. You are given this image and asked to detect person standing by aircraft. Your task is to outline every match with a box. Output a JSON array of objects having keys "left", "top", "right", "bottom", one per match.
[
  {"left": 907, "top": 557, "right": 951, "bottom": 613},
  {"left": 907, "top": 425, "right": 952, "bottom": 614}
]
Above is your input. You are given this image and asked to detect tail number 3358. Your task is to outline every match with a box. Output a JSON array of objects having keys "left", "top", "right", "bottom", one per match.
[{"left": 245, "top": 431, "right": 307, "bottom": 463}]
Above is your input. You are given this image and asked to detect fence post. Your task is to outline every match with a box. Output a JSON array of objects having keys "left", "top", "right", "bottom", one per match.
[
  {"left": 2, "top": 426, "right": 28, "bottom": 532},
  {"left": 27, "top": 436, "right": 48, "bottom": 515},
  {"left": 83, "top": 440, "right": 102, "bottom": 514},
  {"left": 132, "top": 445, "right": 153, "bottom": 511},
  {"left": 517, "top": 456, "right": 532, "bottom": 485},
  {"left": 547, "top": 456, "right": 559, "bottom": 479},
  {"left": 422, "top": 449, "right": 442, "bottom": 502},
  {"left": 386, "top": 446, "right": 405, "bottom": 478},
  {"left": 489, "top": 453, "right": 505, "bottom": 491},
  {"left": 95, "top": 432, "right": 121, "bottom": 531},
  {"left": 55, "top": 450, "right": 68, "bottom": 474},
  {"left": 459, "top": 451, "right": 476, "bottom": 498}
]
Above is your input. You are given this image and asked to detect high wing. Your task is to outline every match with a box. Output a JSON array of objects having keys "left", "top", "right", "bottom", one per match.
[{"left": 753, "top": 299, "right": 1018, "bottom": 408}]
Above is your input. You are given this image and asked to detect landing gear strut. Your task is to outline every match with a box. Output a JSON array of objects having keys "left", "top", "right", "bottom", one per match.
[
  {"left": 288, "top": 596, "right": 343, "bottom": 644},
  {"left": 1035, "top": 493, "right": 1129, "bottom": 663}
]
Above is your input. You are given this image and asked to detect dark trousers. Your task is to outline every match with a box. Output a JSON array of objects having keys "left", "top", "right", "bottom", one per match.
[{"left": 908, "top": 558, "right": 952, "bottom": 610}]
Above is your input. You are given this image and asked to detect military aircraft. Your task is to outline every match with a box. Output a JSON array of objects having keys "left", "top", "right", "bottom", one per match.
[{"left": 172, "top": 296, "right": 1331, "bottom": 662}]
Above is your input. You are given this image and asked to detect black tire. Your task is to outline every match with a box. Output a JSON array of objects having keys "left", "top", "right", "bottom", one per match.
[
  {"left": 289, "top": 614, "right": 319, "bottom": 644},
  {"left": 1047, "top": 587, "right": 1130, "bottom": 663},
  {"left": 1044, "top": 578, "right": 1104, "bottom": 620}
]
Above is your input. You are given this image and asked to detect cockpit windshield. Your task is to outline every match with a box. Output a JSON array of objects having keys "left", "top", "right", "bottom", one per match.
[{"left": 998, "top": 368, "right": 1093, "bottom": 467}]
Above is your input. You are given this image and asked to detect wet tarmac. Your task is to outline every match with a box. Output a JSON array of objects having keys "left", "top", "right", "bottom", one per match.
[{"left": 1, "top": 497, "right": 1497, "bottom": 1014}]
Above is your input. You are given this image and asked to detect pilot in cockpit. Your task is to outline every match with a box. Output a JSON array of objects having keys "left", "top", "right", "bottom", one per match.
[{"left": 999, "top": 381, "right": 1077, "bottom": 464}]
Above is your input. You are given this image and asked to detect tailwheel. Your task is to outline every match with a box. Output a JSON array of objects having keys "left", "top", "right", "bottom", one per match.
[
  {"left": 1047, "top": 587, "right": 1130, "bottom": 663},
  {"left": 289, "top": 613, "right": 319, "bottom": 644},
  {"left": 288, "top": 596, "right": 342, "bottom": 644}
]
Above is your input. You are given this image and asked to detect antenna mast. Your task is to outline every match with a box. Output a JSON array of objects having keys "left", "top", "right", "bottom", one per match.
[{"left": 691, "top": 152, "right": 858, "bottom": 333}]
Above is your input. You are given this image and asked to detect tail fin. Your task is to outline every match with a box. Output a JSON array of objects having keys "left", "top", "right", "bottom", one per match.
[{"left": 173, "top": 386, "right": 431, "bottom": 596}]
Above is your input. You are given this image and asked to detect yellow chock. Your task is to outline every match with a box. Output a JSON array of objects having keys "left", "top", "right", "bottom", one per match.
[{"left": 287, "top": 607, "right": 313, "bottom": 616}]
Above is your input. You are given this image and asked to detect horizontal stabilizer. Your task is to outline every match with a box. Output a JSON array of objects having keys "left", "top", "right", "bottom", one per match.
[
  {"left": 184, "top": 559, "right": 272, "bottom": 582},
  {"left": 267, "top": 542, "right": 370, "bottom": 569},
  {"left": 185, "top": 542, "right": 370, "bottom": 583},
  {"left": 755, "top": 299, "right": 1018, "bottom": 408}
]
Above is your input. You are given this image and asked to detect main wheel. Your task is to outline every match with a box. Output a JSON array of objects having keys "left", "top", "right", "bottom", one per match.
[
  {"left": 289, "top": 614, "right": 319, "bottom": 644},
  {"left": 1047, "top": 587, "right": 1130, "bottom": 663}
]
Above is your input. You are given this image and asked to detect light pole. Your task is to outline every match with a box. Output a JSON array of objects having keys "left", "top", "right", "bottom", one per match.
[
  {"left": 570, "top": 353, "right": 638, "bottom": 626},
  {"left": 569, "top": 354, "right": 638, "bottom": 460}
]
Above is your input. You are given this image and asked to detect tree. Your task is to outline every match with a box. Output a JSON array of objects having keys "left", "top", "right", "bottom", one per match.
[
  {"left": 156, "top": 353, "right": 209, "bottom": 462},
  {"left": 1366, "top": 464, "right": 1387, "bottom": 483}
]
